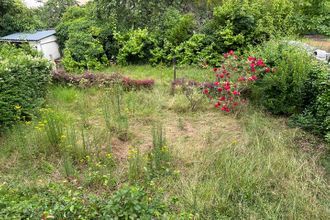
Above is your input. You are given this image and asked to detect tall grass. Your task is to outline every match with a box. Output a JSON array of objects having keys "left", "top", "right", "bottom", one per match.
[
  {"left": 41, "top": 108, "right": 64, "bottom": 151},
  {"left": 148, "top": 124, "right": 171, "bottom": 177},
  {"left": 128, "top": 146, "right": 145, "bottom": 183},
  {"left": 49, "top": 86, "right": 80, "bottom": 104},
  {"left": 171, "top": 110, "right": 329, "bottom": 219},
  {"left": 102, "top": 84, "right": 130, "bottom": 141}
]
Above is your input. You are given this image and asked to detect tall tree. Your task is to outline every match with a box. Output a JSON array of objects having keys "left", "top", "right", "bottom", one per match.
[
  {"left": 40, "top": 0, "right": 78, "bottom": 28},
  {"left": 93, "top": 0, "right": 185, "bottom": 30},
  {"left": 0, "top": 0, "right": 41, "bottom": 36}
]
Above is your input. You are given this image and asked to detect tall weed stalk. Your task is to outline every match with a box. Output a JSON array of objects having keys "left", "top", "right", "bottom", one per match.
[
  {"left": 148, "top": 123, "right": 171, "bottom": 177},
  {"left": 102, "top": 84, "right": 129, "bottom": 141}
]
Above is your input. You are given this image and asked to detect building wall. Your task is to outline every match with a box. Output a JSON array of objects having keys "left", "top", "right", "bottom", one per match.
[
  {"left": 40, "top": 41, "right": 61, "bottom": 60},
  {"left": 29, "top": 35, "right": 61, "bottom": 60},
  {"left": 40, "top": 36, "right": 61, "bottom": 60}
]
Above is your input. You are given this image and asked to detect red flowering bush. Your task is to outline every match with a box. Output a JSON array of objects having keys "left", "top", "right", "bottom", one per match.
[{"left": 205, "top": 50, "right": 274, "bottom": 113}]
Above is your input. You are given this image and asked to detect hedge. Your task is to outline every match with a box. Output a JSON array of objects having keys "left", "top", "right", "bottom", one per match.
[{"left": 0, "top": 45, "right": 51, "bottom": 130}]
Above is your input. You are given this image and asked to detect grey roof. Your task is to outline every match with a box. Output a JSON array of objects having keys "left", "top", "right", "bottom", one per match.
[{"left": 0, "top": 30, "right": 56, "bottom": 42}]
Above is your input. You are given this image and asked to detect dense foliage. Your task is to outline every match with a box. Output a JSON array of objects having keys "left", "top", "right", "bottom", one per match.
[
  {"left": 0, "top": 184, "right": 168, "bottom": 219},
  {"left": 0, "top": 0, "right": 42, "bottom": 36},
  {"left": 250, "top": 40, "right": 330, "bottom": 140},
  {"left": 57, "top": 7, "right": 108, "bottom": 72},
  {"left": 39, "top": 0, "right": 78, "bottom": 28},
  {"left": 251, "top": 42, "right": 313, "bottom": 115},
  {"left": 115, "top": 28, "right": 155, "bottom": 65},
  {"left": 0, "top": 44, "right": 51, "bottom": 130},
  {"left": 293, "top": 65, "right": 330, "bottom": 141},
  {"left": 51, "top": 0, "right": 330, "bottom": 72}
]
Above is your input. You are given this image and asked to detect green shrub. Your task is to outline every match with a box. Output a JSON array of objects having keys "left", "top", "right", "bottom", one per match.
[
  {"left": 0, "top": 44, "right": 51, "bottom": 130},
  {"left": 250, "top": 40, "right": 316, "bottom": 115},
  {"left": 250, "top": 40, "right": 330, "bottom": 141},
  {"left": 57, "top": 6, "right": 108, "bottom": 72},
  {"left": 115, "top": 29, "right": 155, "bottom": 65},
  {"left": 149, "top": 39, "right": 176, "bottom": 65},
  {"left": 0, "top": 183, "right": 168, "bottom": 219},
  {"left": 150, "top": 34, "right": 221, "bottom": 66},
  {"left": 175, "top": 34, "right": 222, "bottom": 66},
  {"left": 56, "top": 6, "right": 91, "bottom": 50},
  {"left": 293, "top": 0, "right": 330, "bottom": 36},
  {"left": 204, "top": 0, "right": 296, "bottom": 52},
  {"left": 62, "top": 31, "right": 108, "bottom": 72},
  {"left": 0, "top": 184, "right": 99, "bottom": 219},
  {"left": 56, "top": 0, "right": 329, "bottom": 68},
  {"left": 292, "top": 64, "right": 330, "bottom": 140},
  {"left": 160, "top": 8, "right": 196, "bottom": 46},
  {"left": 101, "top": 185, "right": 167, "bottom": 219}
]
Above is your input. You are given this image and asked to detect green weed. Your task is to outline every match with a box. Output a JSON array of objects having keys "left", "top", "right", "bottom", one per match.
[
  {"left": 102, "top": 84, "right": 130, "bottom": 141},
  {"left": 148, "top": 124, "right": 172, "bottom": 177},
  {"left": 128, "top": 146, "right": 146, "bottom": 183}
]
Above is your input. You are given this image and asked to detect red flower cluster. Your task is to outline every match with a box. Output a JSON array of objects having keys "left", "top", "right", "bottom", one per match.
[
  {"left": 205, "top": 51, "right": 274, "bottom": 113},
  {"left": 223, "top": 50, "right": 236, "bottom": 59}
]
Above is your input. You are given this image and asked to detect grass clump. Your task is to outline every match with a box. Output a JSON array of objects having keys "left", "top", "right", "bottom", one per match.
[
  {"left": 148, "top": 124, "right": 172, "bottom": 177},
  {"left": 102, "top": 84, "right": 130, "bottom": 141}
]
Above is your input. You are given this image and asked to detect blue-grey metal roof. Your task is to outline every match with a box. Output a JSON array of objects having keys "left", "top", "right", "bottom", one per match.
[{"left": 0, "top": 30, "right": 56, "bottom": 42}]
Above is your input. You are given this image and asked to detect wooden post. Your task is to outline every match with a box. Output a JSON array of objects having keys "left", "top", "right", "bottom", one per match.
[
  {"left": 171, "top": 57, "right": 177, "bottom": 95},
  {"left": 173, "top": 56, "right": 177, "bottom": 81}
]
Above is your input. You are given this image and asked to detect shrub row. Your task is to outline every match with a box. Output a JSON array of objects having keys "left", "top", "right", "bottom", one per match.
[
  {"left": 57, "top": 0, "right": 330, "bottom": 72},
  {"left": 0, "top": 44, "right": 51, "bottom": 130},
  {"left": 52, "top": 70, "right": 155, "bottom": 90}
]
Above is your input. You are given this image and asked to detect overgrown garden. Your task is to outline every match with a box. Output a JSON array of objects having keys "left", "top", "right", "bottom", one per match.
[{"left": 0, "top": 0, "right": 329, "bottom": 219}]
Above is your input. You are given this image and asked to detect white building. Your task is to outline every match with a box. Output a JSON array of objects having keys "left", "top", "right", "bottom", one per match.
[{"left": 0, "top": 30, "right": 61, "bottom": 61}]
